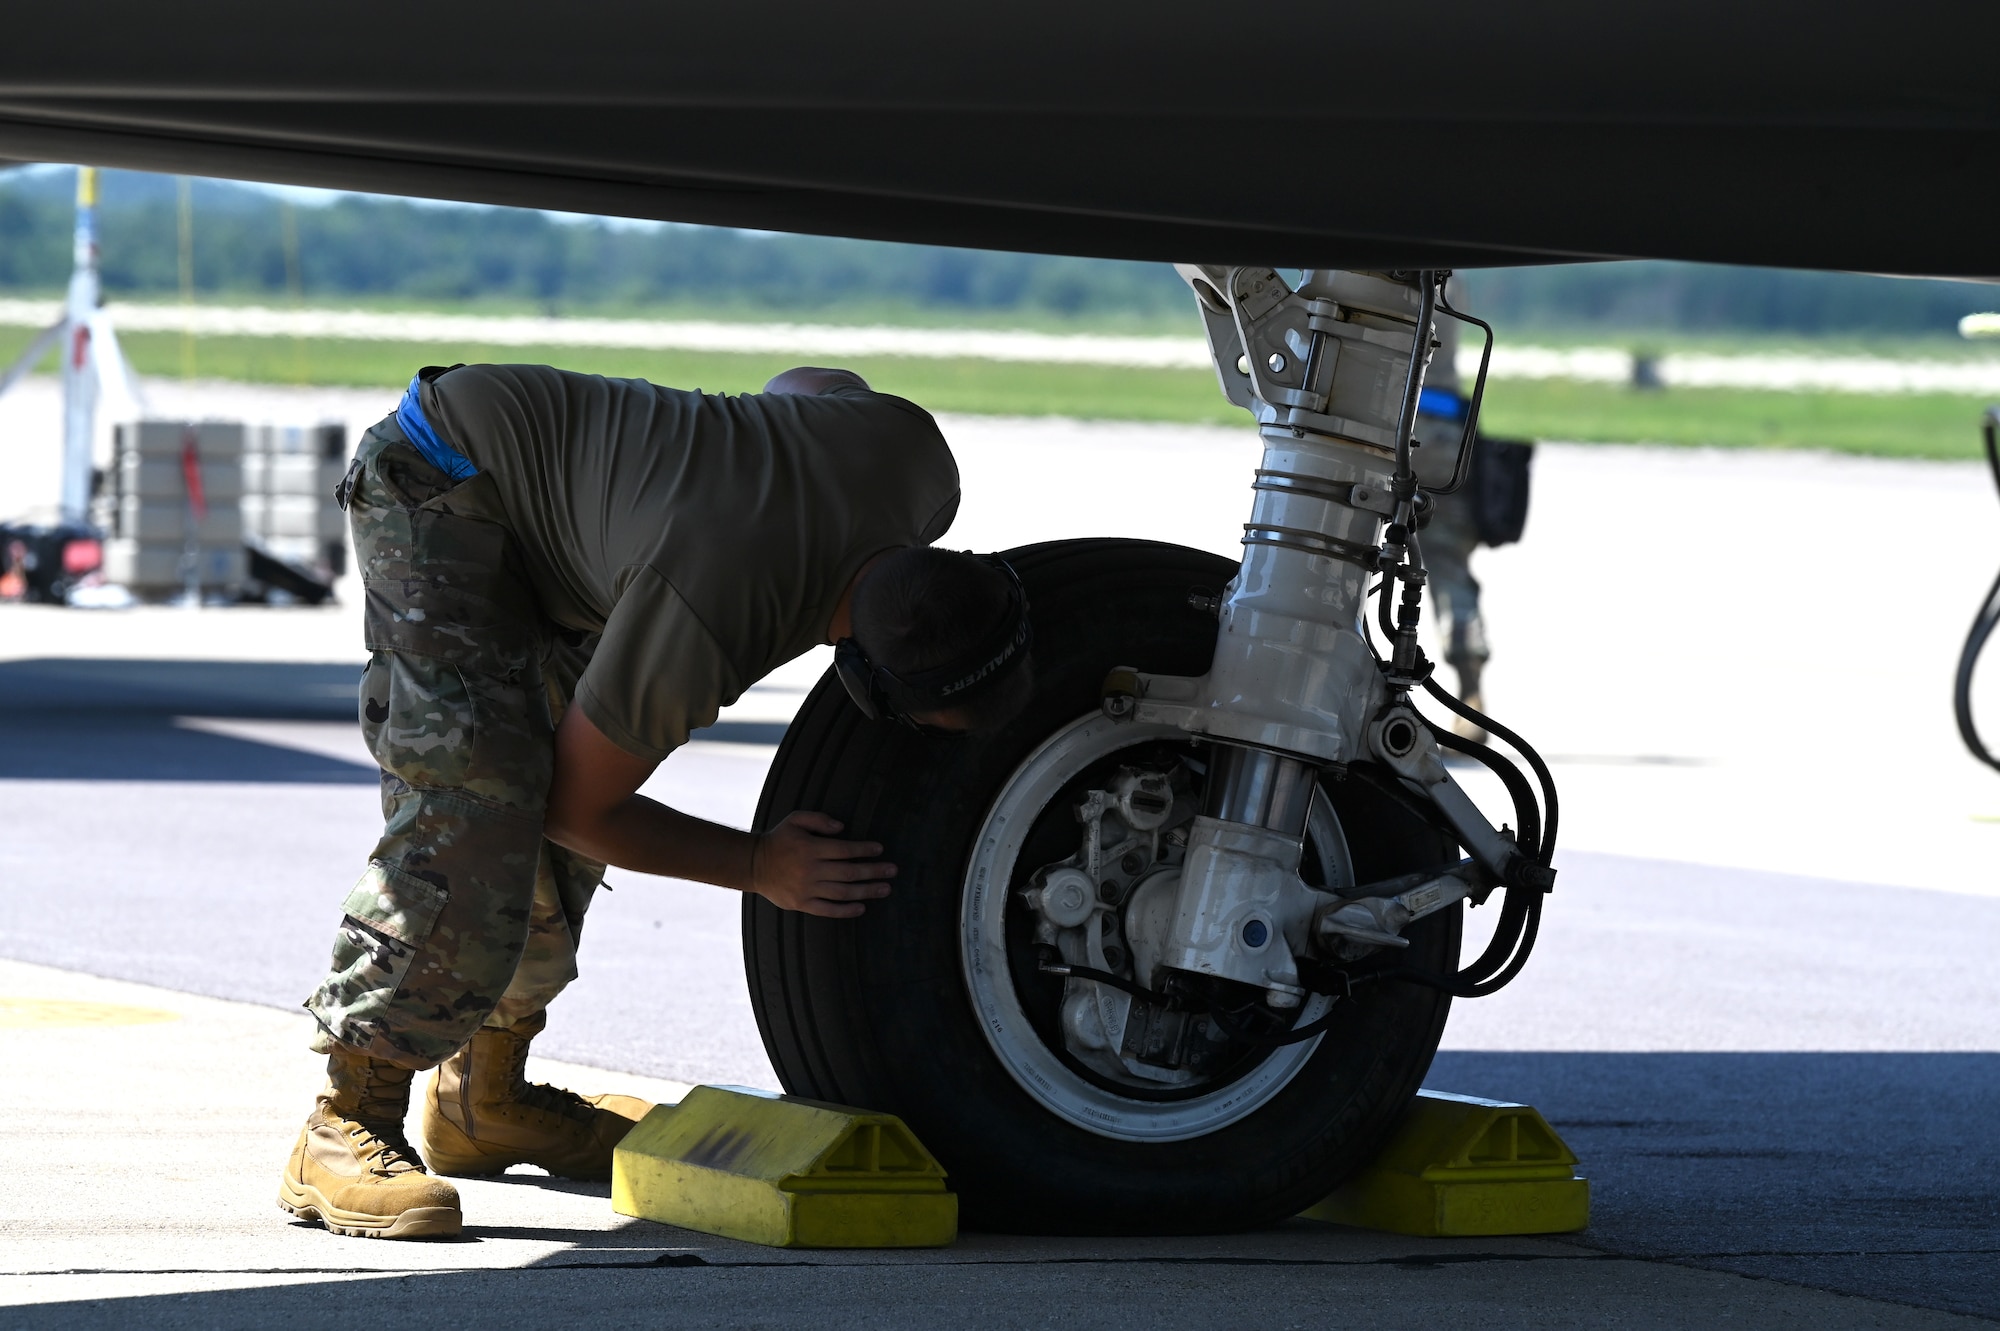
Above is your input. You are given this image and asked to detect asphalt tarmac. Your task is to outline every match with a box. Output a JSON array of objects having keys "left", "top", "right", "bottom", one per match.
[
  {"left": 9, "top": 955, "right": 1972, "bottom": 1331},
  {"left": 4, "top": 427, "right": 1999, "bottom": 1326},
  {"left": 2, "top": 658, "right": 1998, "bottom": 1324}
]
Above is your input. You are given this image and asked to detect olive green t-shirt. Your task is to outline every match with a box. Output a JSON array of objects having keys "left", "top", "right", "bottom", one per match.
[{"left": 422, "top": 364, "right": 961, "bottom": 762}]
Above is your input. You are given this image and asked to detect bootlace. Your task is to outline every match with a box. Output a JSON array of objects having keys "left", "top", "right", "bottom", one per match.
[
  {"left": 322, "top": 1055, "right": 422, "bottom": 1174},
  {"left": 515, "top": 1078, "right": 599, "bottom": 1123},
  {"left": 501, "top": 1032, "right": 598, "bottom": 1123},
  {"left": 355, "top": 1062, "right": 415, "bottom": 1123},
  {"left": 344, "top": 1116, "right": 425, "bottom": 1175}
]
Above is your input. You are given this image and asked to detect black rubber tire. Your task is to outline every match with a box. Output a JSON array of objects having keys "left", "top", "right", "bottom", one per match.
[{"left": 745, "top": 538, "right": 1459, "bottom": 1234}]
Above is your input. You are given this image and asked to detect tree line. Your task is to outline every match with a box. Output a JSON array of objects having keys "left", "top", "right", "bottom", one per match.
[{"left": 0, "top": 167, "right": 1990, "bottom": 335}]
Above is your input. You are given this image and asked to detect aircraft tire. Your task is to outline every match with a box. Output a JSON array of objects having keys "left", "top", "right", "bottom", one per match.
[{"left": 743, "top": 537, "right": 1460, "bottom": 1233}]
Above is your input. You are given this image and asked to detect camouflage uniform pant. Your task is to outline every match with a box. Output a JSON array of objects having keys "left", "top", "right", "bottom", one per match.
[
  {"left": 304, "top": 420, "right": 604, "bottom": 1070},
  {"left": 1424, "top": 495, "right": 1489, "bottom": 677}
]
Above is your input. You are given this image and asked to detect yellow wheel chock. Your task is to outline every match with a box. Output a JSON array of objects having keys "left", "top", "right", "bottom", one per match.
[
  {"left": 612, "top": 1085, "right": 957, "bottom": 1248},
  {"left": 1301, "top": 1090, "right": 1590, "bottom": 1237},
  {"left": 612, "top": 1084, "right": 1581, "bottom": 1247}
]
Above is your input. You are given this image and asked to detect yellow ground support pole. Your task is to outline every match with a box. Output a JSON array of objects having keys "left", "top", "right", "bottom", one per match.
[
  {"left": 612, "top": 1085, "right": 957, "bottom": 1248},
  {"left": 1301, "top": 1090, "right": 1590, "bottom": 1237}
]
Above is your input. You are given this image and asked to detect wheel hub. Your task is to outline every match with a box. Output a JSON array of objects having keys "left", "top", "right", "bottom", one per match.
[{"left": 960, "top": 713, "right": 1353, "bottom": 1142}]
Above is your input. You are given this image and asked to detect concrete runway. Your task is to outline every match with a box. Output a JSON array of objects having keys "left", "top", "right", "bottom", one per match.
[
  {"left": 4, "top": 419, "right": 2000, "bottom": 1325},
  {"left": 14, "top": 957, "right": 1979, "bottom": 1331}
]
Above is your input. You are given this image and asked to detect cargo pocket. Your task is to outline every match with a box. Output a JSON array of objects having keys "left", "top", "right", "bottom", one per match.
[
  {"left": 360, "top": 475, "right": 543, "bottom": 679},
  {"left": 342, "top": 861, "right": 449, "bottom": 946},
  {"left": 360, "top": 649, "right": 477, "bottom": 791},
  {"left": 310, "top": 861, "right": 451, "bottom": 1034},
  {"left": 457, "top": 666, "right": 556, "bottom": 812}
]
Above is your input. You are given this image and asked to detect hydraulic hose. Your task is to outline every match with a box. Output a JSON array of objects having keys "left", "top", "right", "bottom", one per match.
[
  {"left": 1449, "top": 879, "right": 1533, "bottom": 982},
  {"left": 1362, "top": 573, "right": 1556, "bottom": 866},
  {"left": 1430, "top": 722, "right": 1543, "bottom": 864},
  {"left": 1412, "top": 681, "right": 1556, "bottom": 996},
  {"left": 1043, "top": 951, "right": 1359, "bottom": 1048},
  {"left": 1412, "top": 891, "right": 1544, "bottom": 999},
  {"left": 1422, "top": 677, "right": 1560, "bottom": 867},
  {"left": 1355, "top": 560, "right": 1552, "bottom": 997},
  {"left": 1376, "top": 562, "right": 1402, "bottom": 645},
  {"left": 1036, "top": 950, "right": 1168, "bottom": 1005},
  {"left": 1388, "top": 272, "right": 1440, "bottom": 506},
  {"left": 1955, "top": 411, "right": 2000, "bottom": 774}
]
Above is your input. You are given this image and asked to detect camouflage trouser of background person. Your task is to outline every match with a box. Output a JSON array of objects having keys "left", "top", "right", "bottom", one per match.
[
  {"left": 1424, "top": 495, "right": 1489, "bottom": 691},
  {"left": 304, "top": 420, "right": 605, "bottom": 1070}
]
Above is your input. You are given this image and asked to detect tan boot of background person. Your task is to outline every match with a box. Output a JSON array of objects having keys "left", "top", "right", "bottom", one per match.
[
  {"left": 1449, "top": 661, "right": 1491, "bottom": 746},
  {"left": 279, "top": 1048, "right": 462, "bottom": 1239},
  {"left": 417, "top": 1013, "right": 649, "bottom": 1180}
]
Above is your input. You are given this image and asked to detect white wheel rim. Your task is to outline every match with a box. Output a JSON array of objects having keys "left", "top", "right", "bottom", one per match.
[{"left": 960, "top": 712, "right": 1335, "bottom": 1143}]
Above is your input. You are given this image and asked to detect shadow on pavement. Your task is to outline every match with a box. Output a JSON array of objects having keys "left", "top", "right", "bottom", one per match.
[
  {"left": 0, "top": 658, "right": 782, "bottom": 781},
  {"left": 12, "top": 1055, "right": 1997, "bottom": 1327},
  {"left": 0, "top": 714, "right": 378, "bottom": 782},
  {"left": 0, "top": 658, "right": 363, "bottom": 721},
  {"left": 0, "top": 657, "right": 377, "bottom": 782},
  {"left": 1429, "top": 1050, "right": 2000, "bottom": 1320},
  {"left": 0, "top": 1255, "right": 1630, "bottom": 1331}
]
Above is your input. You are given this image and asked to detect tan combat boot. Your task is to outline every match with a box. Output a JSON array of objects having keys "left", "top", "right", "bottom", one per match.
[
  {"left": 1450, "top": 663, "right": 1491, "bottom": 745},
  {"left": 416, "top": 1014, "right": 648, "bottom": 1180},
  {"left": 279, "top": 1049, "right": 462, "bottom": 1239}
]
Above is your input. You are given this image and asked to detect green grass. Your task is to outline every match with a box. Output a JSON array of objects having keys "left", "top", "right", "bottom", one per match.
[
  {"left": 1473, "top": 327, "right": 2000, "bottom": 361},
  {"left": 1478, "top": 378, "right": 1994, "bottom": 460},
  {"left": 1, "top": 324, "right": 1990, "bottom": 459},
  {"left": 94, "top": 330, "right": 1244, "bottom": 426}
]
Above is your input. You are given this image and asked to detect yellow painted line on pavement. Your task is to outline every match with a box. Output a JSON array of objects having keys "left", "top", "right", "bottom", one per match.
[{"left": 0, "top": 998, "right": 182, "bottom": 1028}]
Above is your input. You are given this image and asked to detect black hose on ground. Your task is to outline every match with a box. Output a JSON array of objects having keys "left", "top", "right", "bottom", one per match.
[{"left": 1956, "top": 412, "right": 2000, "bottom": 774}]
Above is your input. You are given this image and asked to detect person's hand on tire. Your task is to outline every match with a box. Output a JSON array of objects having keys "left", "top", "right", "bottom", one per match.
[{"left": 751, "top": 811, "right": 896, "bottom": 917}]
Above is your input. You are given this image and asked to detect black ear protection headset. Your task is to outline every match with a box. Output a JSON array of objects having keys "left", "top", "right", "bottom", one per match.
[{"left": 834, "top": 555, "right": 1031, "bottom": 731}]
